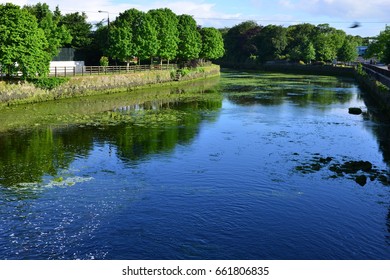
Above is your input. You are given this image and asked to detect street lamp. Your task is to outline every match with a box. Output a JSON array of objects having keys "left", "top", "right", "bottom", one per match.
[{"left": 98, "top": 10, "right": 110, "bottom": 26}]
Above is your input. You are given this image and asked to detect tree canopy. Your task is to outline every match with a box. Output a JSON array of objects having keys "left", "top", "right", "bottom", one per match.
[
  {"left": 365, "top": 26, "right": 390, "bottom": 64},
  {"left": 24, "top": 3, "right": 72, "bottom": 58},
  {"left": 148, "top": 8, "right": 179, "bottom": 64},
  {"left": 0, "top": 3, "right": 50, "bottom": 78},
  {"left": 176, "top": 15, "right": 202, "bottom": 61},
  {"left": 200, "top": 27, "right": 225, "bottom": 61}
]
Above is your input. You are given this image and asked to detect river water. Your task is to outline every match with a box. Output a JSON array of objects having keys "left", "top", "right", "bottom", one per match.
[{"left": 0, "top": 70, "right": 389, "bottom": 259}]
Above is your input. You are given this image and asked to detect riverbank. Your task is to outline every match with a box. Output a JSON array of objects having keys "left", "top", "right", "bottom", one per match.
[
  {"left": 0, "top": 65, "right": 220, "bottom": 107},
  {"left": 220, "top": 62, "right": 355, "bottom": 78},
  {"left": 354, "top": 65, "right": 390, "bottom": 113}
]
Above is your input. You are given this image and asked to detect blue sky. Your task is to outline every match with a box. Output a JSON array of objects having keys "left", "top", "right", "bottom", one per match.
[{"left": 2, "top": 0, "right": 389, "bottom": 37}]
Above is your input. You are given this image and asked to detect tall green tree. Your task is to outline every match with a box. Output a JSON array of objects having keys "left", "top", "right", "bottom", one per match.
[
  {"left": 133, "top": 11, "right": 158, "bottom": 63},
  {"left": 338, "top": 36, "right": 358, "bottom": 62},
  {"left": 365, "top": 26, "right": 390, "bottom": 63},
  {"left": 199, "top": 27, "right": 225, "bottom": 61},
  {"left": 314, "top": 24, "right": 346, "bottom": 62},
  {"left": 59, "top": 12, "right": 92, "bottom": 49},
  {"left": 148, "top": 8, "right": 179, "bottom": 64},
  {"left": 107, "top": 25, "right": 134, "bottom": 69},
  {"left": 302, "top": 41, "right": 316, "bottom": 63},
  {"left": 177, "top": 15, "right": 202, "bottom": 61},
  {"left": 223, "top": 21, "right": 262, "bottom": 63},
  {"left": 286, "top": 23, "right": 317, "bottom": 56},
  {"left": 255, "top": 25, "right": 287, "bottom": 62},
  {"left": 24, "top": 3, "right": 72, "bottom": 59},
  {"left": 0, "top": 3, "right": 50, "bottom": 78}
]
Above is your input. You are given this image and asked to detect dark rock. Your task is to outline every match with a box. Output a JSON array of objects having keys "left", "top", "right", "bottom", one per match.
[
  {"left": 349, "top": 107, "right": 363, "bottom": 115},
  {"left": 319, "top": 157, "right": 333, "bottom": 164},
  {"left": 378, "top": 175, "right": 389, "bottom": 186},
  {"left": 355, "top": 175, "right": 367, "bottom": 186},
  {"left": 342, "top": 160, "right": 372, "bottom": 173}
]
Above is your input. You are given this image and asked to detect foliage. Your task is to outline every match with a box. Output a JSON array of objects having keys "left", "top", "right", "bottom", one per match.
[
  {"left": 314, "top": 24, "right": 346, "bottom": 62},
  {"left": 107, "top": 24, "right": 135, "bottom": 67},
  {"left": 302, "top": 42, "right": 316, "bottom": 63},
  {"left": 148, "top": 8, "right": 179, "bottom": 64},
  {"left": 0, "top": 3, "right": 50, "bottom": 78},
  {"left": 338, "top": 36, "right": 358, "bottom": 62},
  {"left": 223, "top": 21, "right": 262, "bottom": 63},
  {"left": 132, "top": 11, "right": 159, "bottom": 62},
  {"left": 99, "top": 56, "right": 109, "bottom": 67},
  {"left": 255, "top": 25, "right": 287, "bottom": 62},
  {"left": 109, "top": 9, "right": 159, "bottom": 65},
  {"left": 199, "top": 27, "right": 225, "bottom": 60},
  {"left": 28, "top": 77, "right": 70, "bottom": 90},
  {"left": 24, "top": 3, "right": 72, "bottom": 59},
  {"left": 365, "top": 26, "right": 390, "bottom": 63},
  {"left": 59, "top": 12, "right": 92, "bottom": 49},
  {"left": 177, "top": 15, "right": 202, "bottom": 61}
]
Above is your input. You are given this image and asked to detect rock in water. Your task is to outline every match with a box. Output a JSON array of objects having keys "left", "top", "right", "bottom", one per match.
[
  {"left": 355, "top": 175, "right": 367, "bottom": 186},
  {"left": 349, "top": 107, "right": 362, "bottom": 115}
]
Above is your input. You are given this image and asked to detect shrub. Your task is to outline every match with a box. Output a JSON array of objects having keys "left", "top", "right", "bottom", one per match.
[
  {"left": 100, "top": 56, "right": 109, "bottom": 67},
  {"left": 28, "top": 77, "right": 70, "bottom": 90}
]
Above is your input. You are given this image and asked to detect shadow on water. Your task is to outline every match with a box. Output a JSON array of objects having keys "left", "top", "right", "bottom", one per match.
[{"left": 0, "top": 79, "right": 222, "bottom": 199}]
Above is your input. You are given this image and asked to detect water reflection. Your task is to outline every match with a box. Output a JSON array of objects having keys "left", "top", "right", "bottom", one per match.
[
  {"left": 222, "top": 71, "right": 355, "bottom": 107},
  {"left": 1, "top": 71, "right": 390, "bottom": 259},
  {"left": 0, "top": 99, "right": 222, "bottom": 196}
]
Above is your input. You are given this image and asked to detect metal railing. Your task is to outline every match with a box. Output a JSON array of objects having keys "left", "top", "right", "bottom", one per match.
[{"left": 49, "top": 64, "right": 178, "bottom": 77}]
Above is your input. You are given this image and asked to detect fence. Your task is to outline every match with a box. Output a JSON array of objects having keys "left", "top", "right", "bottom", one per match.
[{"left": 49, "top": 64, "right": 178, "bottom": 77}]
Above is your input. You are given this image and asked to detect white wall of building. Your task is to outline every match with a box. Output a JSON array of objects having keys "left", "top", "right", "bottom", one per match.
[{"left": 50, "top": 61, "right": 85, "bottom": 74}]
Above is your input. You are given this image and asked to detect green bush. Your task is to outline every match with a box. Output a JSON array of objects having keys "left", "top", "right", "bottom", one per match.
[
  {"left": 100, "top": 56, "right": 109, "bottom": 67},
  {"left": 28, "top": 77, "right": 70, "bottom": 90}
]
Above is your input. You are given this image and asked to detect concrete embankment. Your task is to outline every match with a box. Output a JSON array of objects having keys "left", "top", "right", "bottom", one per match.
[
  {"left": 354, "top": 67, "right": 390, "bottom": 112},
  {"left": 0, "top": 65, "right": 220, "bottom": 106}
]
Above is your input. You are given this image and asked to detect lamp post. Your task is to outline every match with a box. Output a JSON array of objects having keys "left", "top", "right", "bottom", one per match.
[{"left": 98, "top": 10, "right": 110, "bottom": 26}]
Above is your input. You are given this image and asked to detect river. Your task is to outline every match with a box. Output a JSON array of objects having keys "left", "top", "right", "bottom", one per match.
[{"left": 0, "top": 70, "right": 389, "bottom": 259}]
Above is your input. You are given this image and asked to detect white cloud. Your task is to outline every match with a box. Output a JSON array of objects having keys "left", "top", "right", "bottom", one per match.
[{"left": 0, "top": 0, "right": 242, "bottom": 26}]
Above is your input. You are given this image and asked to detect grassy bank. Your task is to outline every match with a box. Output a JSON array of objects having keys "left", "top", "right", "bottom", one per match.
[{"left": 0, "top": 65, "right": 220, "bottom": 107}]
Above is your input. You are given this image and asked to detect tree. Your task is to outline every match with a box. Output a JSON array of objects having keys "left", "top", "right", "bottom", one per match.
[
  {"left": 107, "top": 25, "right": 135, "bottom": 69},
  {"left": 286, "top": 24, "right": 317, "bottom": 56},
  {"left": 133, "top": 11, "right": 158, "bottom": 63},
  {"left": 148, "top": 8, "right": 179, "bottom": 64},
  {"left": 338, "top": 36, "right": 358, "bottom": 62},
  {"left": 0, "top": 3, "right": 50, "bottom": 78},
  {"left": 177, "top": 15, "right": 202, "bottom": 62},
  {"left": 255, "top": 25, "right": 287, "bottom": 62},
  {"left": 24, "top": 3, "right": 72, "bottom": 59},
  {"left": 223, "top": 21, "right": 262, "bottom": 63},
  {"left": 365, "top": 26, "right": 390, "bottom": 64},
  {"left": 314, "top": 24, "right": 346, "bottom": 62},
  {"left": 199, "top": 27, "right": 225, "bottom": 61},
  {"left": 302, "top": 41, "right": 316, "bottom": 64},
  {"left": 59, "top": 12, "right": 92, "bottom": 49}
]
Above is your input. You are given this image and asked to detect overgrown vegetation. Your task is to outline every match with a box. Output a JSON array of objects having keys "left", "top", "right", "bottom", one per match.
[{"left": 28, "top": 77, "right": 70, "bottom": 90}]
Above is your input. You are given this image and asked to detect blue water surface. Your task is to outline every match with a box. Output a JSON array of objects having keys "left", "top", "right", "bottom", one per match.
[{"left": 0, "top": 71, "right": 389, "bottom": 259}]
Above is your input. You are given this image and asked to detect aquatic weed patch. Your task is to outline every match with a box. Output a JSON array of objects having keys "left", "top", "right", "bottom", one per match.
[{"left": 294, "top": 153, "right": 390, "bottom": 186}]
